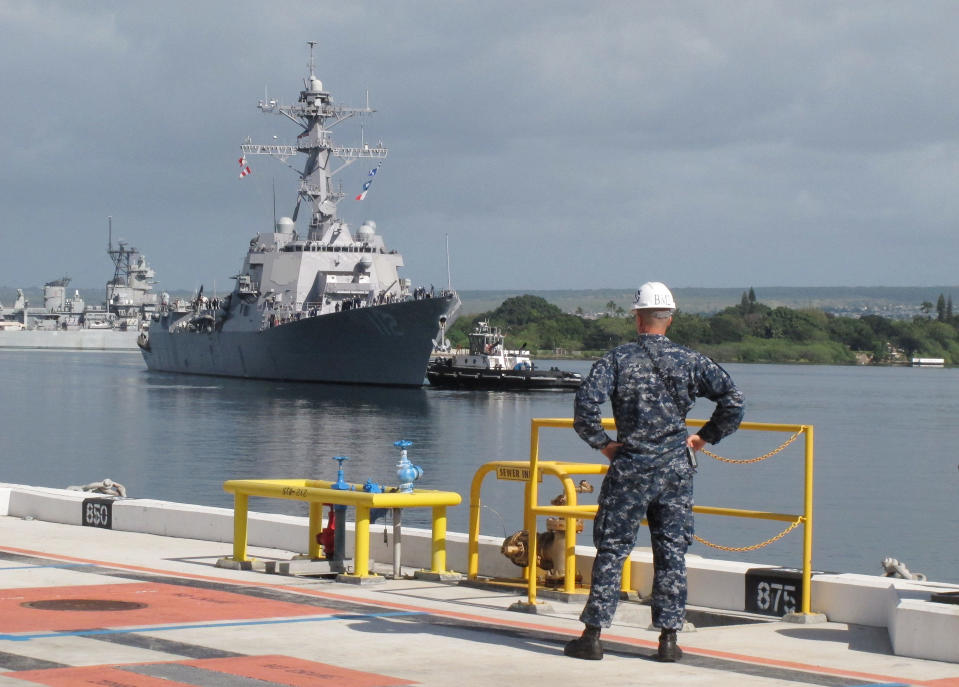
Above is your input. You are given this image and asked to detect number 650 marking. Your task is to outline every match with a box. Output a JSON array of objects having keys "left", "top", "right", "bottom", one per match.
[{"left": 82, "top": 498, "right": 113, "bottom": 529}]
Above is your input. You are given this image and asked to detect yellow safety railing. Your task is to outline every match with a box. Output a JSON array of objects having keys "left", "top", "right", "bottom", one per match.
[
  {"left": 468, "top": 418, "right": 816, "bottom": 617},
  {"left": 222, "top": 478, "right": 461, "bottom": 579}
]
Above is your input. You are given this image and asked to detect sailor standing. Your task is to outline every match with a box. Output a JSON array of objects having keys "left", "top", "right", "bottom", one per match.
[{"left": 564, "top": 282, "right": 744, "bottom": 662}]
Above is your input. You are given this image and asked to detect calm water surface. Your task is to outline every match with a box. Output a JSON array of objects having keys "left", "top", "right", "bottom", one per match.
[{"left": 1, "top": 350, "right": 956, "bottom": 583}]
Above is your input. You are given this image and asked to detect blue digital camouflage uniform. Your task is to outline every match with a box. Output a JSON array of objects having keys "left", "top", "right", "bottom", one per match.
[{"left": 574, "top": 333, "right": 744, "bottom": 630}]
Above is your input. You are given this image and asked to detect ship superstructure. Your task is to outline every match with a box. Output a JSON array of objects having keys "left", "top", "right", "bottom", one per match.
[
  {"left": 140, "top": 43, "right": 459, "bottom": 386},
  {"left": 104, "top": 237, "right": 159, "bottom": 330}
]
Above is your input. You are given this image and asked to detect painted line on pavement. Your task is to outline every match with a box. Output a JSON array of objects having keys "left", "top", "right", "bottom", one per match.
[
  {"left": 0, "top": 611, "right": 424, "bottom": 642},
  {"left": 0, "top": 563, "right": 95, "bottom": 571}
]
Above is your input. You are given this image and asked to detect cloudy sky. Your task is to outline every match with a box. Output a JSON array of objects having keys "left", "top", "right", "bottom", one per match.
[{"left": 1, "top": 1, "right": 957, "bottom": 293}]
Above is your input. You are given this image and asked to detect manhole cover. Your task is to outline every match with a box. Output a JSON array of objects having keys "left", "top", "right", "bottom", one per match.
[{"left": 22, "top": 599, "right": 147, "bottom": 611}]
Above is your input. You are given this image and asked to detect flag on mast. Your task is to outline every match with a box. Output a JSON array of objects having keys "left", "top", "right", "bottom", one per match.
[
  {"left": 355, "top": 163, "right": 381, "bottom": 200},
  {"left": 238, "top": 156, "right": 252, "bottom": 178}
]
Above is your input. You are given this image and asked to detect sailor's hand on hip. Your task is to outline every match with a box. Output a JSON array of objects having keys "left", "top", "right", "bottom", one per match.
[
  {"left": 687, "top": 434, "right": 706, "bottom": 451},
  {"left": 601, "top": 442, "right": 623, "bottom": 461}
]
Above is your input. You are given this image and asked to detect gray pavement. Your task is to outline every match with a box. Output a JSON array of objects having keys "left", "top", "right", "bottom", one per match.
[{"left": 1, "top": 516, "right": 957, "bottom": 687}]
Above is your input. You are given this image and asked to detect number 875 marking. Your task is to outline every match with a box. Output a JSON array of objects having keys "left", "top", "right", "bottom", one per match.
[{"left": 756, "top": 581, "right": 797, "bottom": 615}]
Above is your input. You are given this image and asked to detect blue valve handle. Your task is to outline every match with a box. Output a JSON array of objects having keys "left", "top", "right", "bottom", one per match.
[{"left": 331, "top": 456, "right": 351, "bottom": 491}]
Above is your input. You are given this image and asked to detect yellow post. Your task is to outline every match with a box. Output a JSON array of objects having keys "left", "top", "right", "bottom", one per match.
[
  {"left": 467, "top": 465, "right": 492, "bottom": 579},
  {"left": 564, "top": 514, "right": 577, "bottom": 594},
  {"left": 354, "top": 505, "right": 371, "bottom": 576},
  {"left": 801, "top": 425, "right": 815, "bottom": 614},
  {"left": 527, "top": 422, "right": 541, "bottom": 605},
  {"left": 522, "top": 479, "right": 533, "bottom": 583},
  {"left": 308, "top": 501, "right": 323, "bottom": 559},
  {"left": 232, "top": 493, "right": 249, "bottom": 562},
  {"left": 432, "top": 506, "right": 448, "bottom": 573}
]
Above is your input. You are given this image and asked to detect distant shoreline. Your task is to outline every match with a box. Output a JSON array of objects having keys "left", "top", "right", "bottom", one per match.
[
  {"left": 5, "top": 284, "right": 957, "bottom": 319},
  {"left": 456, "top": 286, "right": 959, "bottom": 318}
]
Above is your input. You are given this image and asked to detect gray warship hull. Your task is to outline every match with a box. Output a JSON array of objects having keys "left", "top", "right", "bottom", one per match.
[{"left": 140, "top": 295, "right": 457, "bottom": 386}]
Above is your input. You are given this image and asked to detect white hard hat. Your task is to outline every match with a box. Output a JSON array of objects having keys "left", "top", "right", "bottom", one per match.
[{"left": 631, "top": 281, "right": 676, "bottom": 311}]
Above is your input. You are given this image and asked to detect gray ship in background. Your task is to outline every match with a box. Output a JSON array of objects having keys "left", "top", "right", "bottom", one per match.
[
  {"left": 0, "top": 228, "right": 159, "bottom": 350},
  {"left": 139, "top": 43, "right": 460, "bottom": 386}
]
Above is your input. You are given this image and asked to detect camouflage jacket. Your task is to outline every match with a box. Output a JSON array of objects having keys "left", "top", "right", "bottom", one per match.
[{"left": 574, "top": 334, "right": 744, "bottom": 467}]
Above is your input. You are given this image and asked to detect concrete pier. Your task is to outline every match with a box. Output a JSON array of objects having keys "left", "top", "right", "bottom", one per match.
[{"left": 0, "top": 483, "right": 957, "bottom": 686}]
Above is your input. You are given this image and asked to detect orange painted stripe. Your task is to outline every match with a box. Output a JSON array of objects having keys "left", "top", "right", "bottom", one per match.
[
  {"left": 0, "top": 581, "right": 331, "bottom": 633},
  {"left": 181, "top": 654, "right": 416, "bottom": 686},
  {"left": 2, "top": 545, "right": 956, "bottom": 686},
  {"left": 6, "top": 656, "right": 417, "bottom": 687}
]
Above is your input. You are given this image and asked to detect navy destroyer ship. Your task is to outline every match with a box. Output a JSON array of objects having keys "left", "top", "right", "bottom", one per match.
[
  {"left": 0, "top": 227, "right": 159, "bottom": 350},
  {"left": 139, "top": 44, "right": 459, "bottom": 386}
]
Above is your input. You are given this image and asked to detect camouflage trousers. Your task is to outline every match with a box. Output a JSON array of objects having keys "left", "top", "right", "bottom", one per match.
[{"left": 579, "top": 453, "right": 694, "bottom": 631}]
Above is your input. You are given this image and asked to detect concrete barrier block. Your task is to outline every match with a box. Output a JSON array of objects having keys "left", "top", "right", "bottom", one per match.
[
  {"left": 6, "top": 486, "right": 87, "bottom": 525},
  {"left": 480, "top": 552, "right": 529, "bottom": 579},
  {"left": 626, "top": 550, "right": 654, "bottom": 596},
  {"left": 687, "top": 557, "right": 756, "bottom": 612},
  {"left": 0, "top": 488, "right": 10, "bottom": 517},
  {"left": 247, "top": 513, "right": 309, "bottom": 554},
  {"left": 111, "top": 499, "right": 235, "bottom": 542},
  {"left": 366, "top": 525, "right": 520, "bottom": 577},
  {"left": 889, "top": 597, "right": 959, "bottom": 663},
  {"left": 812, "top": 574, "right": 933, "bottom": 626}
]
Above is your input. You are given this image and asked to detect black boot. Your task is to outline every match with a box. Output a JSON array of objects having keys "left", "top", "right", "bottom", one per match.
[
  {"left": 564, "top": 624, "right": 603, "bottom": 660},
  {"left": 657, "top": 628, "right": 683, "bottom": 662}
]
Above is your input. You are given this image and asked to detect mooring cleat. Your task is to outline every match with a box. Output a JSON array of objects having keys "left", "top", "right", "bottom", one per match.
[
  {"left": 564, "top": 628, "right": 603, "bottom": 660},
  {"left": 657, "top": 628, "right": 683, "bottom": 662}
]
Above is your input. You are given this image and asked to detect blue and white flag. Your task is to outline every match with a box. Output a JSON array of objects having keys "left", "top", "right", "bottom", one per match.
[{"left": 355, "top": 163, "right": 381, "bottom": 200}]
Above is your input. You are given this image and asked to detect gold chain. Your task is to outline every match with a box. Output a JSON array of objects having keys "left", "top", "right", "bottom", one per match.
[
  {"left": 692, "top": 518, "right": 803, "bottom": 552},
  {"left": 700, "top": 429, "right": 803, "bottom": 464}
]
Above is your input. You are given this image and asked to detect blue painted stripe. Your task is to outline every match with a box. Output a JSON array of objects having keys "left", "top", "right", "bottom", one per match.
[{"left": 0, "top": 611, "right": 424, "bottom": 642}]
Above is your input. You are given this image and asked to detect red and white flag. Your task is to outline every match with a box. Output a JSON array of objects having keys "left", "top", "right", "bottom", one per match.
[{"left": 238, "top": 156, "right": 252, "bottom": 178}]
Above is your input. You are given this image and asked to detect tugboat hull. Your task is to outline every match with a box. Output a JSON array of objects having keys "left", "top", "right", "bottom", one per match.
[{"left": 426, "top": 360, "right": 581, "bottom": 390}]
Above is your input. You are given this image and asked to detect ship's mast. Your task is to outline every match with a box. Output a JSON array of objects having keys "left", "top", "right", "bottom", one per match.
[
  {"left": 240, "top": 42, "right": 388, "bottom": 242},
  {"left": 105, "top": 217, "right": 156, "bottom": 312}
]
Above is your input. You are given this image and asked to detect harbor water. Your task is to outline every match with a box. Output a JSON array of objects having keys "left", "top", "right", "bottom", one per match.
[{"left": 1, "top": 350, "right": 956, "bottom": 584}]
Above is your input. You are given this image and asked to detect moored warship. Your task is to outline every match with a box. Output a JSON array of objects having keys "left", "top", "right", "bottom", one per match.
[
  {"left": 139, "top": 44, "right": 459, "bottom": 386},
  {"left": 0, "top": 229, "right": 159, "bottom": 350}
]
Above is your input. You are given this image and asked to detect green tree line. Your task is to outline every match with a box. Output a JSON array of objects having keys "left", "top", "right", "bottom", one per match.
[{"left": 448, "top": 291, "right": 959, "bottom": 364}]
